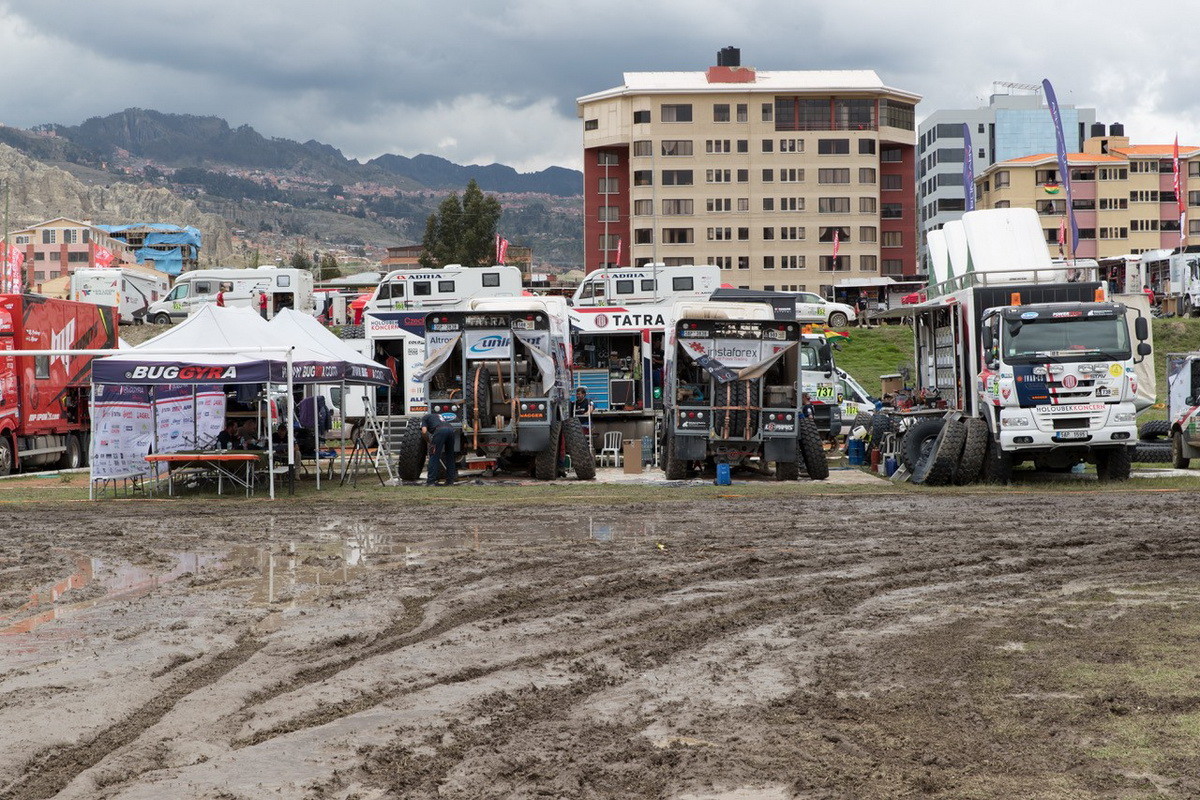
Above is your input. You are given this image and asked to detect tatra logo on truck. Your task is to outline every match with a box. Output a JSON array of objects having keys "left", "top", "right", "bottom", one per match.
[
  {"left": 593, "top": 314, "right": 609, "bottom": 328},
  {"left": 126, "top": 365, "right": 238, "bottom": 380}
]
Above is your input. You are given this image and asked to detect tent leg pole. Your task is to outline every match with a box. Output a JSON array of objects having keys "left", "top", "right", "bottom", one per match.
[
  {"left": 89, "top": 383, "right": 96, "bottom": 501},
  {"left": 267, "top": 385, "right": 275, "bottom": 500}
]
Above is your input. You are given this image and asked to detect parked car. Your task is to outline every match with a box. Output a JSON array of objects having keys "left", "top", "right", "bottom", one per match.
[{"left": 793, "top": 291, "right": 856, "bottom": 327}]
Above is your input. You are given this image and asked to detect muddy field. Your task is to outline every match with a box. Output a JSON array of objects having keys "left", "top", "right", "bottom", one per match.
[{"left": 1, "top": 490, "right": 1198, "bottom": 799}]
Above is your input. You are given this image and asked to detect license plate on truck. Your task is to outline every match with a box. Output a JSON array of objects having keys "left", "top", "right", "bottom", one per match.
[{"left": 1055, "top": 430, "right": 1089, "bottom": 439}]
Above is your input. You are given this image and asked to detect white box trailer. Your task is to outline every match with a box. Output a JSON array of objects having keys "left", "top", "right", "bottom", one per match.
[
  {"left": 146, "top": 267, "right": 314, "bottom": 324},
  {"left": 71, "top": 266, "right": 170, "bottom": 324}
]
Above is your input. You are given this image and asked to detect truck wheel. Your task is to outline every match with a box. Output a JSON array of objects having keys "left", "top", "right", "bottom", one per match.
[
  {"left": 562, "top": 418, "right": 596, "bottom": 480},
  {"left": 57, "top": 434, "right": 82, "bottom": 470},
  {"left": 1173, "top": 431, "right": 1191, "bottom": 469},
  {"left": 713, "top": 379, "right": 759, "bottom": 439},
  {"left": 828, "top": 311, "right": 848, "bottom": 328},
  {"left": 956, "top": 418, "right": 989, "bottom": 485},
  {"left": 901, "top": 418, "right": 944, "bottom": 473},
  {"left": 851, "top": 411, "right": 873, "bottom": 435},
  {"left": 533, "top": 421, "right": 561, "bottom": 480},
  {"left": 925, "top": 418, "right": 965, "bottom": 486},
  {"left": 797, "top": 416, "right": 829, "bottom": 480},
  {"left": 1134, "top": 442, "right": 1172, "bottom": 463},
  {"left": 774, "top": 458, "right": 800, "bottom": 481},
  {"left": 1138, "top": 420, "right": 1170, "bottom": 442},
  {"left": 1096, "top": 446, "right": 1132, "bottom": 481},
  {"left": 663, "top": 428, "right": 689, "bottom": 480},
  {"left": 982, "top": 432, "right": 1013, "bottom": 484},
  {"left": 152, "top": 313, "right": 172, "bottom": 325},
  {"left": 465, "top": 364, "right": 493, "bottom": 430},
  {"left": 396, "top": 424, "right": 426, "bottom": 482},
  {"left": 0, "top": 435, "right": 12, "bottom": 476},
  {"left": 868, "top": 412, "right": 896, "bottom": 457}
]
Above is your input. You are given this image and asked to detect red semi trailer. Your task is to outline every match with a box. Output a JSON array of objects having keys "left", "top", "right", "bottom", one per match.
[{"left": 0, "top": 294, "right": 118, "bottom": 475}]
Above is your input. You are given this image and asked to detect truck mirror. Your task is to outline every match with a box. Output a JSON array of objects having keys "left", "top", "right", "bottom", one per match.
[
  {"left": 1134, "top": 315, "right": 1149, "bottom": 341},
  {"left": 1137, "top": 342, "right": 1152, "bottom": 357},
  {"left": 1006, "top": 319, "right": 1022, "bottom": 338},
  {"left": 1188, "top": 395, "right": 1197, "bottom": 406},
  {"left": 818, "top": 341, "right": 833, "bottom": 366}
]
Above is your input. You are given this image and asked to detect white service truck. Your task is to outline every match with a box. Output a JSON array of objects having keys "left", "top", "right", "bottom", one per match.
[
  {"left": 896, "top": 209, "right": 1152, "bottom": 485},
  {"left": 71, "top": 266, "right": 170, "bottom": 324},
  {"left": 1165, "top": 352, "right": 1200, "bottom": 468},
  {"left": 146, "top": 267, "right": 314, "bottom": 323}
]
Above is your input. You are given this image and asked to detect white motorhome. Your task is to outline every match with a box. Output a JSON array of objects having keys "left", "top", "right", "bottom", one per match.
[
  {"left": 146, "top": 267, "right": 315, "bottom": 324},
  {"left": 364, "top": 265, "right": 522, "bottom": 315},
  {"left": 71, "top": 266, "right": 170, "bottom": 324},
  {"left": 570, "top": 264, "right": 721, "bottom": 307}
]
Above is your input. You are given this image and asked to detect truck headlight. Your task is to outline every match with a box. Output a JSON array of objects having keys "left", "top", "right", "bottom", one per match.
[
  {"left": 1112, "top": 412, "right": 1136, "bottom": 423},
  {"left": 1002, "top": 415, "right": 1030, "bottom": 428}
]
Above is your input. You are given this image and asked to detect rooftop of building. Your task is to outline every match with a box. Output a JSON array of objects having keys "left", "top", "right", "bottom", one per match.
[{"left": 577, "top": 68, "right": 920, "bottom": 105}]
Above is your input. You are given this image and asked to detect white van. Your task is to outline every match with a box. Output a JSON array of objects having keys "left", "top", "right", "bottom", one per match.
[
  {"left": 146, "top": 267, "right": 315, "bottom": 324},
  {"left": 71, "top": 266, "right": 171, "bottom": 324},
  {"left": 570, "top": 264, "right": 720, "bottom": 307},
  {"left": 364, "top": 264, "right": 522, "bottom": 315}
]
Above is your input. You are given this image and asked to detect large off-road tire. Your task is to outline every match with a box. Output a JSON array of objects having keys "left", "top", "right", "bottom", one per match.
[
  {"left": 827, "top": 311, "right": 849, "bottom": 328},
  {"left": 797, "top": 416, "right": 829, "bottom": 480},
  {"left": 1134, "top": 442, "right": 1172, "bottom": 463},
  {"left": 1139, "top": 420, "right": 1171, "bottom": 442},
  {"left": 465, "top": 364, "right": 493, "bottom": 429},
  {"left": 713, "top": 379, "right": 759, "bottom": 439},
  {"left": 850, "top": 411, "right": 873, "bottom": 437},
  {"left": 533, "top": 421, "right": 561, "bottom": 481},
  {"left": 1096, "top": 445, "right": 1133, "bottom": 481},
  {"left": 924, "top": 418, "right": 965, "bottom": 486},
  {"left": 663, "top": 428, "right": 689, "bottom": 480},
  {"left": 901, "top": 418, "right": 944, "bottom": 474},
  {"left": 868, "top": 412, "right": 897, "bottom": 457},
  {"left": 57, "top": 434, "right": 82, "bottom": 470},
  {"left": 0, "top": 435, "right": 12, "bottom": 476},
  {"left": 956, "top": 417, "right": 989, "bottom": 485},
  {"left": 562, "top": 417, "right": 596, "bottom": 480},
  {"left": 982, "top": 431, "right": 1013, "bottom": 484},
  {"left": 396, "top": 424, "right": 427, "bottom": 482},
  {"left": 1172, "top": 430, "right": 1191, "bottom": 469},
  {"left": 774, "top": 457, "right": 800, "bottom": 481}
]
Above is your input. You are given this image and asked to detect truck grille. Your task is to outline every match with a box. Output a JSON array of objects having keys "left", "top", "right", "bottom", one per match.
[{"left": 1052, "top": 417, "right": 1090, "bottom": 430}]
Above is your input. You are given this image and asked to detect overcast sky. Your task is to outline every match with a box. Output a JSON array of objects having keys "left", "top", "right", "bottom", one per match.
[{"left": 1, "top": 0, "right": 1196, "bottom": 174}]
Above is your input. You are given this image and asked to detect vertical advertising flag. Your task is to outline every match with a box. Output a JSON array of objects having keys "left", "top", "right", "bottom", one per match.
[
  {"left": 832, "top": 228, "right": 840, "bottom": 262},
  {"left": 494, "top": 234, "right": 510, "bottom": 264},
  {"left": 614, "top": 237, "right": 623, "bottom": 267},
  {"left": 1174, "top": 135, "right": 1187, "bottom": 248},
  {"left": 1041, "top": 79, "right": 1078, "bottom": 254},
  {"left": 0, "top": 242, "right": 24, "bottom": 293},
  {"left": 962, "top": 123, "right": 976, "bottom": 211},
  {"left": 94, "top": 244, "right": 116, "bottom": 267}
]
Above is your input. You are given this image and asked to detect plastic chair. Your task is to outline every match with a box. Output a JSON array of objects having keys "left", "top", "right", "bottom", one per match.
[{"left": 598, "top": 431, "right": 623, "bottom": 467}]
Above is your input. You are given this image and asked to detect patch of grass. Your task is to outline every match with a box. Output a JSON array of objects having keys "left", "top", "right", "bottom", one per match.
[{"left": 829, "top": 324, "right": 914, "bottom": 397}]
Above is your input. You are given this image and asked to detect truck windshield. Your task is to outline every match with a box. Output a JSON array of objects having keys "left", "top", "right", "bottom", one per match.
[{"left": 1002, "top": 317, "right": 1131, "bottom": 363}]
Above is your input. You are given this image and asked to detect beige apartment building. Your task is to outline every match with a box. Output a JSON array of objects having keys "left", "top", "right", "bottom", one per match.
[
  {"left": 977, "top": 132, "right": 1200, "bottom": 258},
  {"left": 576, "top": 49, "right": 920, "bottom": 296}
]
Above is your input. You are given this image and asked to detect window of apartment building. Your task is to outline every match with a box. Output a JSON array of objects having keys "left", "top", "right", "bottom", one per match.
[
  {"left": 780, "top": 197, "right": 804, "bottom": 211},
  {"left": 818, "top": 138, "right": 850, "bottom": 155},
  {"left": 713, "top": 104, "right": 731, "bottom": 122},
  {"left": 709, "top": 255, "right": 733, "bottom": 270},
  {"left": 881, "top": 203, "right": 903, "bottom": 218},
  {"left": 780, "top": 138, "right": 804, "bottom": 153},
  {"left": 1189, "top": 191, "right": 1200, "bottom": 206},
  {"left": 763, "top": 256, "right": 775, "bottom": 269},
  {"left": 736, "top": 104, "right": 748, "bottom": 123},
  {"left": 14, "top": 235, "right": 28, "bottom": 245},
  {"left": 1069, "top": 198, "right": 1096, "bottom": 212},
  {"left": 762, "top": 227, "right": 775, "bottom": 241},
  {"left": 1162, "top": 190, "right": 1178, "bottom": 204},
  {"left": 994, "top": 201, "right": 1011, "bottom": 209},
  {"left": 835, "top": 99, "right": 876, "bottom": 129},
  {"left": 706, "top": 169, "right": 732, "bottom": 183},
  {"left": 707, "top": 198, "right": 732, "bottom": 212},
  {"left": 708, "top": 227, "right": 733, "bottom": 241},
  {"left": 938, "top": 199, "right": 965, "bottom": 212},
  {"left": 633, "top": 110, "right": 651, "bottom": 124},
  {"left": 1130, "top": 219, "right": 1160, "bottom": 231},
  {"left": 859, "top": 139, "right": 876, "bottom": 155},
  {"left": 881, "top": 147, "right": 903, "bottom": 163},
  {"left": 1071, "top": 167, "right": 1096, "bottom": 181},
  {"left": 707, "top": 139, "right": 731, "bottom": 154},
  {"left": 858, "top": 167, "right": 876, "bottom": 184},
  {"left": 993, "top": 170, "right": 1010, "bottom": 188},
  {"left": 661, "top": 170, "right": 693, "bottom": 185},
  {"left": 762, "top": 103, "right": 773, "bottom": 122},
  {"left": 780, "top": 168, "right": 804, "bottom": 182},
  {"left": 1099, "top": 167, "right": 1128, "bottom": 180},
  {"left": 882, "top": 174, "right": 904, "bottom": 191},
  {"left": 820, "top": 256, "right": 849, "bottom": 272},
  {"left": 737, "top": 139, "right": 748, "bottom": 153},
  {"left": 1044, "top": 227, "right": 1060, "bottom": 244},
  {"left": 738, "top": 256, "right": 750, "bottom": 270},
  {"left": 818, "top": 226, "right": 848, "bottom": 243},
  {"left": 584, "top": 118, "right": 599, "bottom": 131},
  {"left": 736, "top": 169, "right": 749, "bottom": 182},
  {"left": 737, "top": 198, "right": 749, "bottom": 211},
  {"left": 738, "top": 228, "right": 749, "bottom": 241},
  {"left": 633, "top": 140, "right": 652, "bottom": 157},
  {"left": 761, "top": 139, "right": 774, "bottom": 153},
  {"left": 1099, "top": 227, "right": 1129, "bottom": 240},
  {"left": 598, "top": 177, "right": 619, "bottom": 193},
  {"left": 880, "top": 100, "right": 915, "bottom": 130},
  {"left": 860, "top": 197, "right": 877, "bottom": 213},
  {"left": 859, "top": 225, "right": 877, "bottom": 243},
  {"left": 1078, "top": 228, "right": 1097, "bottom": 240},
  {"left": 1191, "top": 162, "right": 1200, "bottom": 177},
  {"left": 780, "top": 256, "right": 804, "bottom": 270},
  {"left": 661, "top": 140, "right": 693, "bottom": 156},
  {"left": 762, "top": 169, "right": 774, "bottom": 182},
  {"left": 63, "top": 229, "right": 79, "bottom": 244},
  {"left": 882, "top": 231, "right": 903, "bottom": 248},
  {"left": 635, "top": 228, "right": 654, "bottom": 244},
  {"left": 1099, "top": 197, "right": 1129, "bottom": 210},
  {"left": 42, "top": 229, "right": 56, "bottom": 244},
  {"left": 819, "top": 168, "right": 850, "bottom": 184},
  {"left": 762, "top": 198, "right": 775, "bottom": 211},
  {"left": 598, "top": 206, "right": 619, "bottom": 222},
  {"left": 1035, "top": 169, "right": 1060, "bottom": 185},
  {"left": 633, "top": 199, "right": 653, "bottom": 215},
  {"left": 33, "top": 251, "right": 44, "bottom": 260},
  {"left": 662, "top": 227, "right": 694, "bottom": 244},
  {"left": 1191, "top": 220, "right": 1200, "bottom": 236},
  {"left": 1129, "top": 160, "right": 1156, "bottom": 173},
  {"left": 597, "top": 151, "right": 619, "bottom": 166},
  {"left": 882, "top": 259, "right": 904, "bottom": 276},
  {"left": 859, "top": 255, "right": 877, "bottom": 272},
  {"left": 67, "top": 252, "right": 88, "bottom": 263},
  {"left": 780, "top": 226, "right": 806, "bottom": 240},
  {"left": 661, "top": 104, "right": 692, "bottom": 122},
  {"left": 662, "top": 199, "right": 693, "bottom": 215},
  {"left": 818, "top": 197, "right": 850, "bottom": 213},
  {"left": 598, "top": 234, "right": 619, "bottom": 251},
  {"left": 1130, "top": 190, "right": 1160, "bottom": 203}
]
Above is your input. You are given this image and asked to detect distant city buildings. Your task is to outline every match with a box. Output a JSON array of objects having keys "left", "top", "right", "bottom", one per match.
[
  {"left": 577, "top": 48, "right": 921, "bottom": 297},
  {"left": 918, "top": 84, "right": 1098, "bottom": 270},
  {"left": 8, "top": 217, "right": 136, "bottom": 286},
  {"left": 977, "top": 131, "right": 1200, "bottom": 259}
]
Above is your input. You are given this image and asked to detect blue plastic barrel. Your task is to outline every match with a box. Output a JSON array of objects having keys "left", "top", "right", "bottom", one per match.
[
  {"left": 847, "top": 439, "right": 865, "bottom": 466},
  {"left": 714, "top": 462, "right": 732, "bottom": 485},
  {"left": 885, "top": 455, "right": 898, "bottom": 476}
]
